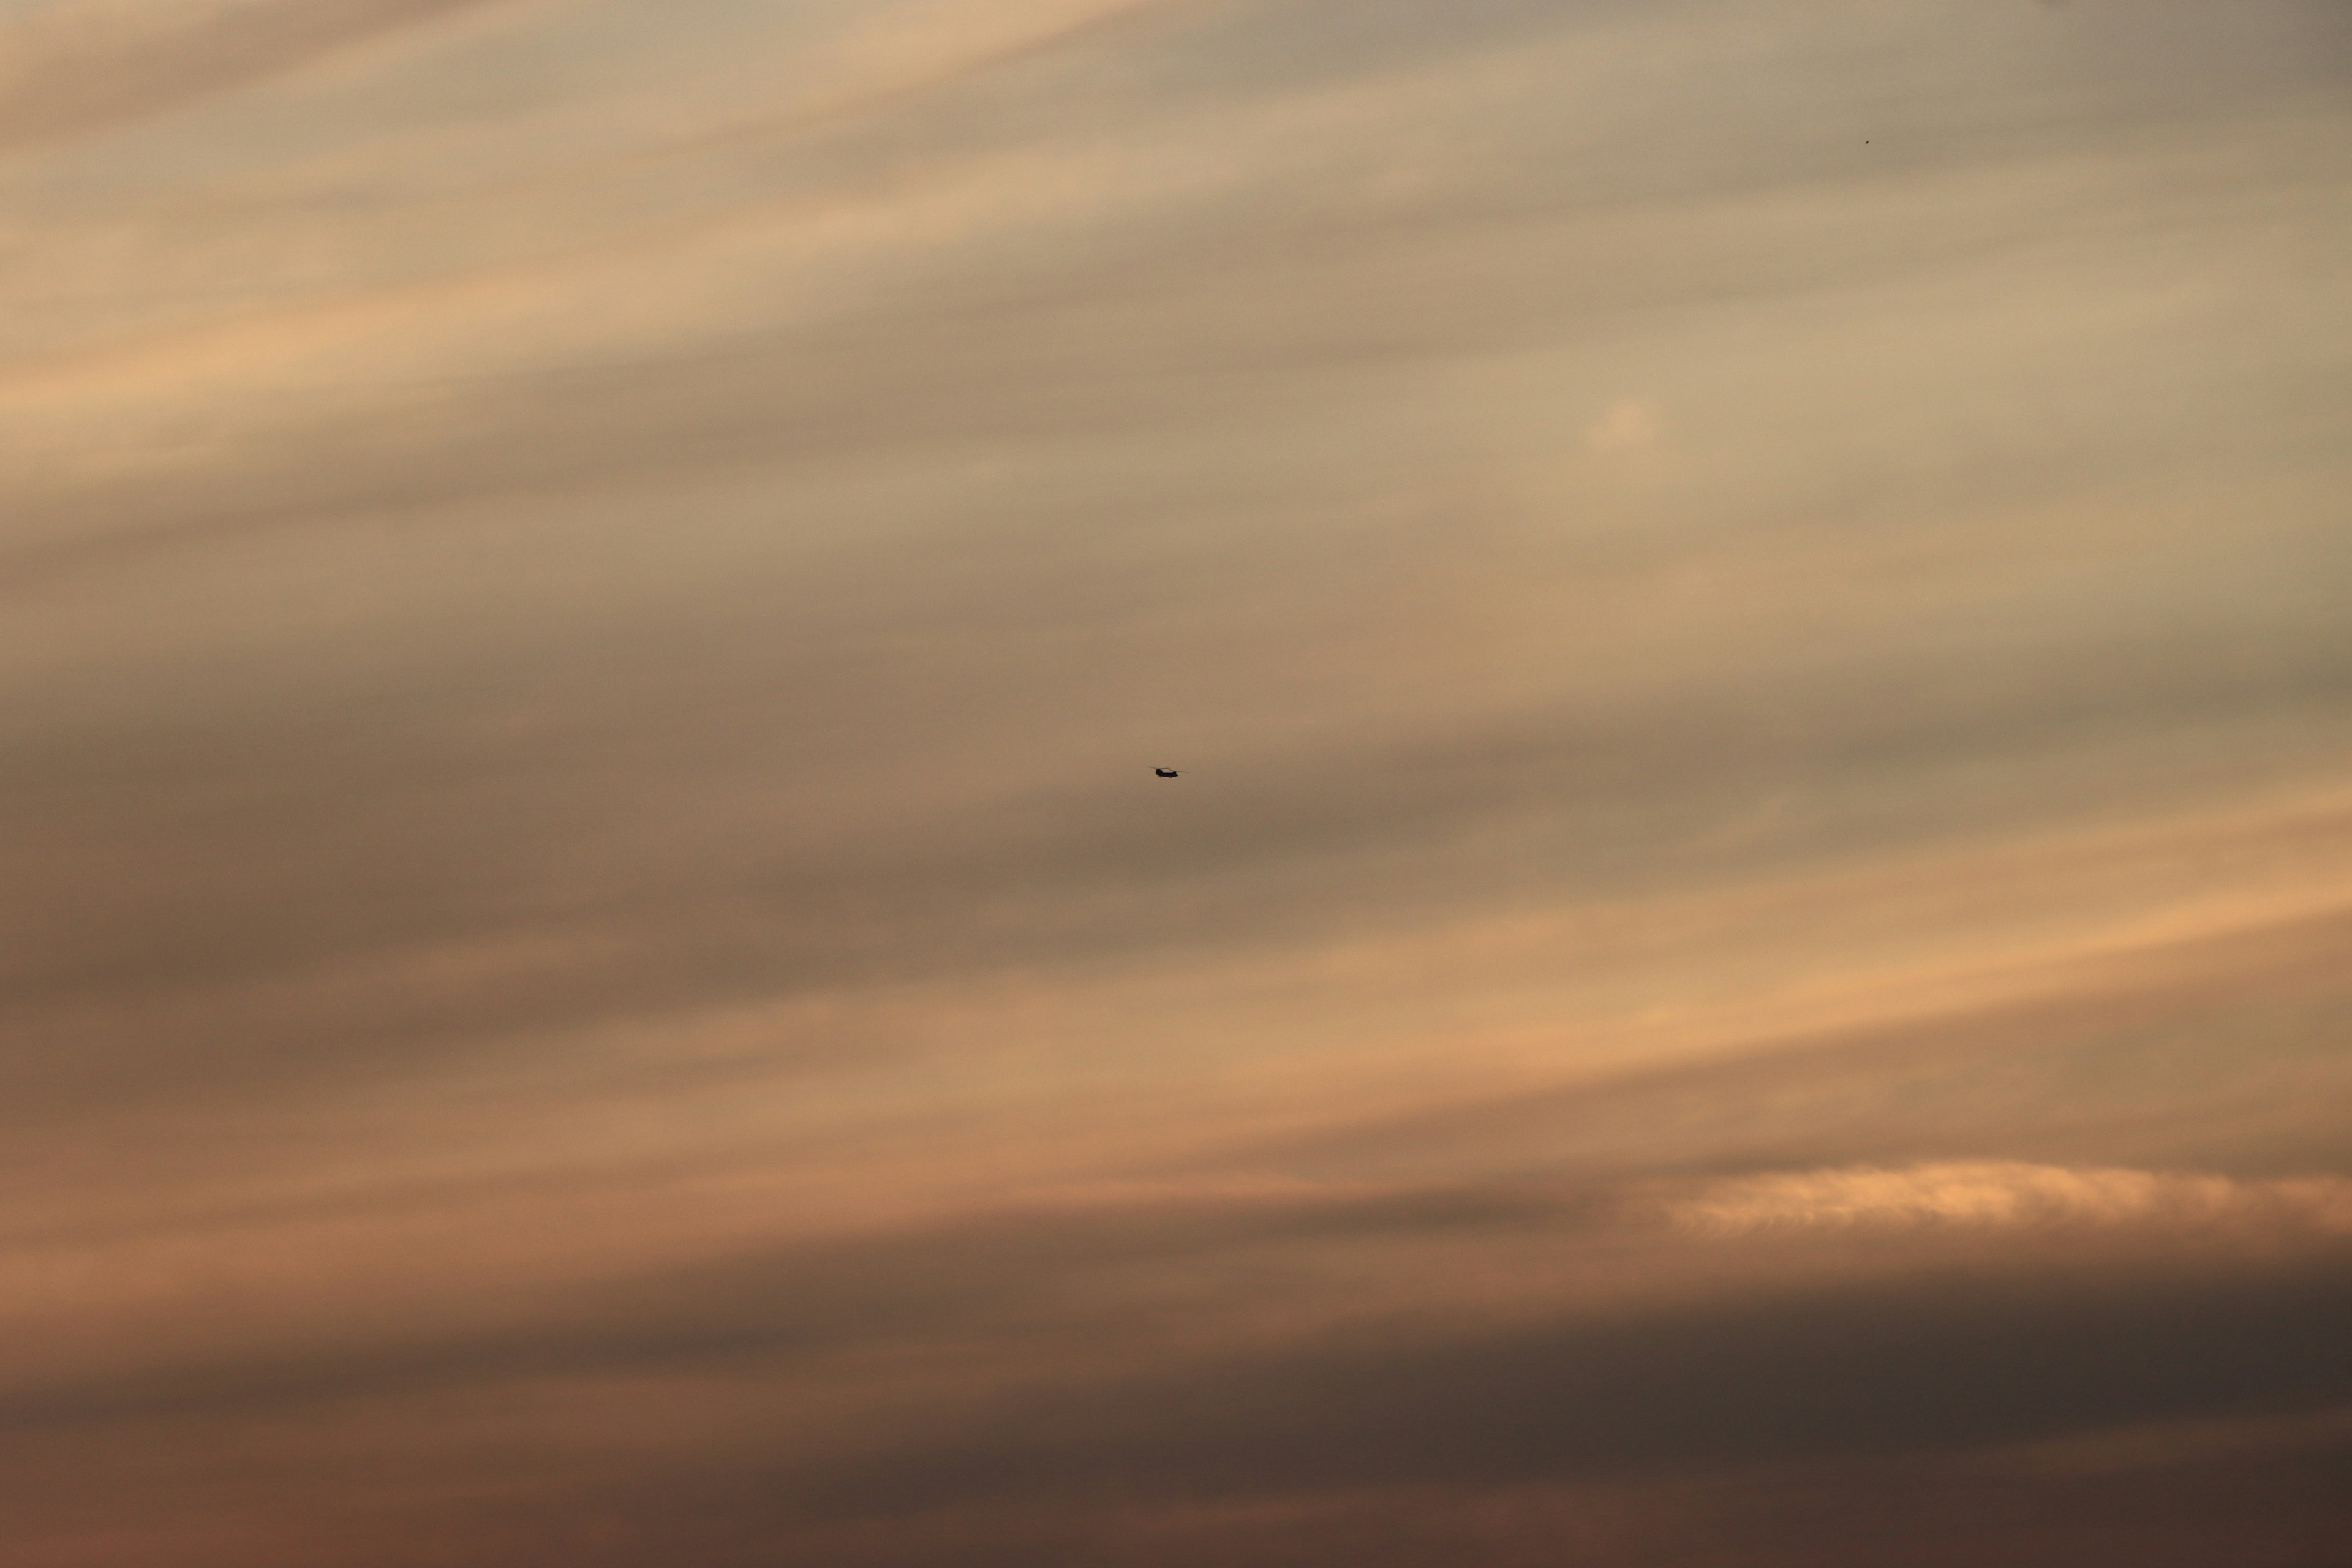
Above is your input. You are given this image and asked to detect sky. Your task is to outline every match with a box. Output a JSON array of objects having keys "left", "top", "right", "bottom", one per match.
[{"left": 2, "top": 1, "right": 2350, "bottom": 1562}]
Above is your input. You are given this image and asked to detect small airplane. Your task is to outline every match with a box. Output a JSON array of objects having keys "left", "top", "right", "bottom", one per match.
[{"left": 1154, "top": 767, "right": 1182, "bottom": 778}]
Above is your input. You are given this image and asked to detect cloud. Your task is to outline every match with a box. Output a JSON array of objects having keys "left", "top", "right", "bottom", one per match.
[
  {"left": 0, "top": 1, "right": 2347, "bottom": 1562},
  {"left": 0, "top": 0, "right": 511, "bottom": 154},
  {"left": 1673, "top": 1162, "right": 2352, "bottom": 1237},
  {"left": 8, "top": 1161, "right": 2347, "bottom": 1552},
  {"left": 1585, "top": 398, "right": 1664, "bottom": 453},
  {"left": 804, "top": 1242, "right": 2352, "bottom": 1520}
]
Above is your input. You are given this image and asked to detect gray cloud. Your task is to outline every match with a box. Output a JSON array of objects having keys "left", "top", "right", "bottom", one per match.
[{"left": 815, "top": 1250, "right": 2352, "bottom": 1512}]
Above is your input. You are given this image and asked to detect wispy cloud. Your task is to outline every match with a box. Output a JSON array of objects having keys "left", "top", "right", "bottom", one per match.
[{"left": 0, "top": 0, "right": 513, "bottom": 154}]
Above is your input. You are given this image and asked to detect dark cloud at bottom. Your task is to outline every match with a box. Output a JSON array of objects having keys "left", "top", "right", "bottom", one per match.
[
  {"left": 575, "top": 1438, "right": 2352, "bottom": 1568},
  {"left": 2, "top": 1173, "right": 2346, "bottom": 1566},
  {"left": 837, "top": 1257, "right": 2352, "bottom": 1506}
]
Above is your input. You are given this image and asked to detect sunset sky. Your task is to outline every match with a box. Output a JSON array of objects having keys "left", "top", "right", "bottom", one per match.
[{"left": 3, "top": 1, "right": 2350, "bottom": 1563}]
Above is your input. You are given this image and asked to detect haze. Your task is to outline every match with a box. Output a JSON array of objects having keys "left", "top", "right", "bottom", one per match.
[{"left": 3, "top": 1, "right": 2349, "bottom": 1563}]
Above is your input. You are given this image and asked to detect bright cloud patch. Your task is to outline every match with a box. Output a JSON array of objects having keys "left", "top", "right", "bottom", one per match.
[
  {"left": 1583, "top": 398, "right": 1664, "bottom": 453},
  {"left": 1674, "top": 1162, "right": 2352, "bottom": 1236}
]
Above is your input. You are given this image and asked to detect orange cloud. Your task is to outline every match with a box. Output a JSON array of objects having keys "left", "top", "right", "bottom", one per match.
[{"left": 1674, "top": 1161, "right": 2352, "bottom": 1237}]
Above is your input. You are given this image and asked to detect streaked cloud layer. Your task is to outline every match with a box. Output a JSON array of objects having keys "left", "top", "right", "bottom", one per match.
[{"left": 2, "top": 1, "right": 2348, "bottom": 1562}]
